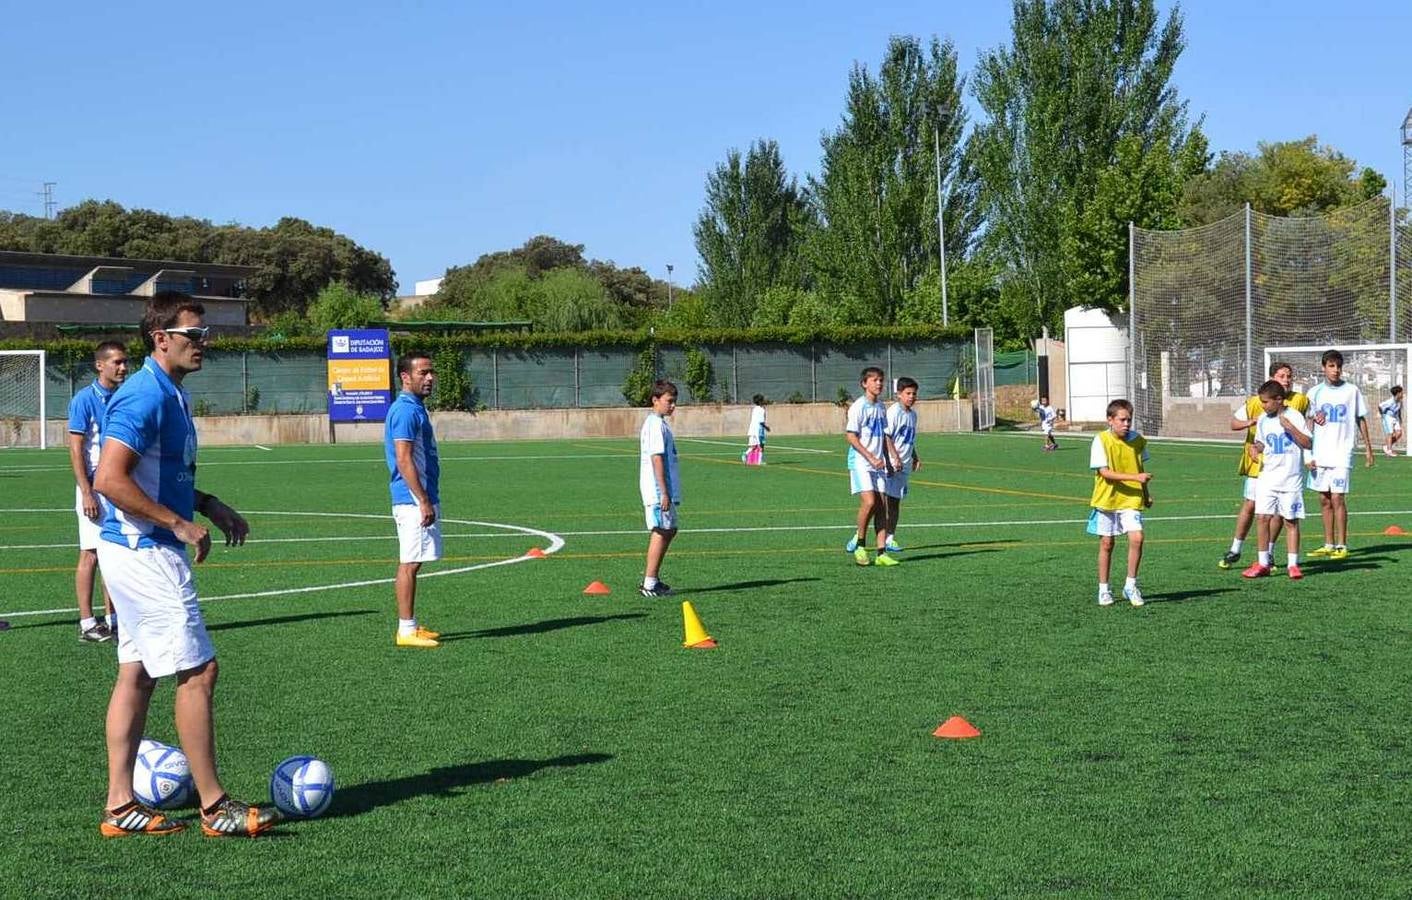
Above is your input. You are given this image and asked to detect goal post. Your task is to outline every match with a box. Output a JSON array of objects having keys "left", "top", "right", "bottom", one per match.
[
  {"left": 0, "top": 350, "right": 47, "bottom": 450},
  {"left": 1265, "top": 343, "right": 1411, "bottom": 456}
]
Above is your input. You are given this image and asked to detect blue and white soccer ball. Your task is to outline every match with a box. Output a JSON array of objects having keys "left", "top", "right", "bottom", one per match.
[
  {"left": 133, "top": 742, "right": 193, "bottom": 809},
  {"left": 269, "top": 756, "right": 335, "bottom": 818}
]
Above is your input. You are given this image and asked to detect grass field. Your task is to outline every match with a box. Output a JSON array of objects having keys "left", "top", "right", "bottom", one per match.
[{"left": 2, "top": 429, "right": 1411, "bottom": 897}]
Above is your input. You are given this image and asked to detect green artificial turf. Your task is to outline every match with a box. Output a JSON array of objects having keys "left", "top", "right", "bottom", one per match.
[{"left": 1, "top": 431, "right": 1410, "bottom": 897}]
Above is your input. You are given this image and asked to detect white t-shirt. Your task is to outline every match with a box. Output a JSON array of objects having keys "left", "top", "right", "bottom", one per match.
[
  {"left": 1089, "top": 432, "right": 1150, "bottom": 469},
  {"left": 1253, "top": 407, "right": 1310, "bottom": 493},
  {"left": 886, "top": 402, "right": 918, "bottom": 467},
  {"left": 845, "top": 396, "right": 886, "bottom": 469},
  {"left": 639, "top": 413, "right": 680, "bottom": 506},
  {"left": 1378, "top": 396, "right": 1401, "bottom": 422},
  {"left": 1306, "top": 381, "right": 1368, "bottom": 467},
  {"left": 1035, "top": 403, "right": 1057, "bottom": 431},
  {"left": 746, "top": 405, "right": 767, "bottom": 444}
]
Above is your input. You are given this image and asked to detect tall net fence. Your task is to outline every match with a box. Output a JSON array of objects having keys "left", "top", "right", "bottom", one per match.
[
  {"left": 0, "top": 350, "right": 46, "bottom": 448},
  {"left": 1132, "top": 197, "right": 1403, "bottom": 438}
]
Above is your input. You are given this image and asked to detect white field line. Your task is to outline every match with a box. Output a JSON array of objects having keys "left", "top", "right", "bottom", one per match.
[
  {"left": 253, "top": 445, "right": 274, "bottom": 451},
  {"left": 0, "top": 514, "right": 563, "bottom": 619},
  {"left": 677, "top": 438, "right": 832, "bottom": 454}
]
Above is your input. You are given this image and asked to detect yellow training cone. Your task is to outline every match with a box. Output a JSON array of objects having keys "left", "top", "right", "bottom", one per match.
[{"left": 681, "top": 601, "right": 717, "bottom": 649}]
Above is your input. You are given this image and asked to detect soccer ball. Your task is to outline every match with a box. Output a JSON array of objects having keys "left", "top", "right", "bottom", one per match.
[
  {"left": 269, "top": 756, "right": 335, "bottom": 818},
  {"left": 133, "top": 743, "right": 193, "bottom": 809},
  {"left": 137, "top": 737, "right": 163, "bottom": 757},
  {"left": 1030, "top": 399, "right": 1040, "bottom": 409}
]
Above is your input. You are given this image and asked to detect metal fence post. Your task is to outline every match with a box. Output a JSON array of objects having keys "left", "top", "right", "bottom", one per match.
[
  {"left": 1244, "top": 202, "right": 1253, "bottom": 391},
  {"left": 573, "top": 347, "right": 581, "bottom": 408},
  {"left": 732, "top": 346, "right": 739, "bottom": 404},
  {"left": 241, "top": 352, "right": 249, "bottom": 413},
  {"left": 492, "top": 348, "right": 500, "bottom": 410},
  {"left": 1392, "top": 196, "right": 1399, "bottom": 341},
  {"left": 811, "top": 342, "right": 817, "bottom": 402}
]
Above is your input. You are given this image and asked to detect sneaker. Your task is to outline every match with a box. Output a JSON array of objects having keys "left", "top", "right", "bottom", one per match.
[
  {"left": 80, "top": 622, "right": 114, "bottom": 643},
  {"left": 884, "top": 538, "right": 902, "bottom": 552},
  {"left": 1217, "top": 551, "right": 1241, "bottom": 570},
  {"left": 1330, "top": 546, "right": 1349, "bottom": 559},
  {"left": 414, "top": 626, "right": 440, "bottom": 640},
  {"left": 1241, "top": 563, "right": 1272, "bottom": 578},
  {"left": 874, "top": 553, "right": 899, "bottom": 567},
  {"left": 395, "top": 630, "right": 439, "bottom": 648},
  {"left": 1097, "top": 591, "right": 1115, "bottom": 607},
  {"left": 99, "top": 801, "right": 186, "bottom": 838},
  {"left": 1307, "top": 546, "right": 1334, "bottom": 558},
  {"left": 639, "top": 582, "right": 674, "bottom": 598},
  {"left": 200, "top": 797, "right": 281, "bottom": 837},
  {"left": 1385, "top": 447, "right": 1397, "bottom": 457},
  {"left": 1123, "top": 585, "right": 1145, "bottom": 607},
  {"left": 845, "top": 536, "right": 860, "bottom": 553},
  {"left": 853, "top": 547, "right": 871, "bottom": 567},
  {"left": 1287, "top": 563, "right": 1304, "bottom": 580}
]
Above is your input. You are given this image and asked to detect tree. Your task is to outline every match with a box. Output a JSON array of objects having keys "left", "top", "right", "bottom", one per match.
[
  {"left": 808, "top": 35, "right": 972, "bottom": 325},
  {"left": 971, "top": 0, "right": 1195, "bottom": 334},
  {"left": 306, "top": 282, "right": 384, "bottom": 333},
  {"left": 693, "top": 140, "right": 812, "bottom": 327}
]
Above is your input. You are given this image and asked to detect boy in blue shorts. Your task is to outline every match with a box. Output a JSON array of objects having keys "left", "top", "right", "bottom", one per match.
[{"left": 640, "top": 380, "right": 681, "bottom": 597}]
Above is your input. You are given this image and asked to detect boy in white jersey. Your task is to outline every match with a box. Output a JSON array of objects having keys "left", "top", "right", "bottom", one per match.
[
  {"left": 1241, "top": 380, "right": 1312, "bottom": 580},
  {"left": 880, "top": 377, "right": 921, "bottom": 554},
  {"left": 742, "top": 394, "right": 769, "bottom": 465},
  {"left": 639, "top": 380, "right": 681, "bottom": 597},
  {"left": 843, "top": 366, "right": 898, "bottom": 566},
  {"left": 1030, "top": 396, "right": 1059, "bottom": 450},
  {"left": 66, "top": 340, "right": 128, "bottom": 642},
  {"left": 1378, "top": 385, "right": 1402, "bottom": 457},
  {"left": 1305, "top": 349, "right": 1374, "bottom": 558}
]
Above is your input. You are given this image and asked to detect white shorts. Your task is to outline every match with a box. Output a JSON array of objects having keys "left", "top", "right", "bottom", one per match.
[
  {"left": 1254, "top": 487, "right": 1305, "bottom": 520},
  {"left": 1383, "top": 415, "right": 1401, "bottom": 436},
  {"left": 1241, "top": 477, "right": 1258, "bottom": 503},
  {"left": 1307, "top": 467, "right": 1351, "bottom": 494},
  {"left": 1041, "top": 424, "right": 1054, "bottom": 435},
  {"left": 645, "top": 503, "right": 679, "bottom": 532},
  {"left": 96, "top": 541, "right": 214, "bottom": 678},
  {"left": 393, "top": 503, "right": 443, "bottom": 563},
  {"left": 1087, "top": 508, "right": 1143, "bottom": 536},
  {"left": 75, "top": 485, "right": 105, "bottom": 551},
  {"left": 884, "top": 471, "right": 909, "bottom": 500},
  {"left": 849, "top": 465, "right": 888, "bottom": 495}
]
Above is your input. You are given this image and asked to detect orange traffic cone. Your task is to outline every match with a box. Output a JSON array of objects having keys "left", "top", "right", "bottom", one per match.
[
  {"left": 583, "top": 581, "right": 611, "bottom": 595},
  {"left": 526, "top": 547, "right": 546, "bottom": 558},
  {"left": 1384, "top": 525, "right": 1406, "bottom": 536},
  {"left": 932, "top": 716, "right": 981, "bottom": 739},
  {"left": 681, "top": 601, "right": 717, "bottom": 649}
]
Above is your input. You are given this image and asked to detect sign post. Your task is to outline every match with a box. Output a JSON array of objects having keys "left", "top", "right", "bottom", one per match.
[{"left": 327, "top": 329, "right": 392, "bottom": 425}]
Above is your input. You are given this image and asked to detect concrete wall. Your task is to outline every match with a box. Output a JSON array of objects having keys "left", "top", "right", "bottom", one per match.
[
  {"left": 30, "top": 398, "right": 975, "bottom": 448},
  {"left": 0, "top": 290, "right": 247, "bottom": 326}
]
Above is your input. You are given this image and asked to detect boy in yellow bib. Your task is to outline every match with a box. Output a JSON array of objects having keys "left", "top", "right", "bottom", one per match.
[{"left": 1087, "top": 399, "right": 1153, "bottom": 607}]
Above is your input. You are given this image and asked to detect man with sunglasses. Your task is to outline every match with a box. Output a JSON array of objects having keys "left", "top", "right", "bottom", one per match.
[{"left": 92, "top": 292, "right": 280, "bottom": 838}]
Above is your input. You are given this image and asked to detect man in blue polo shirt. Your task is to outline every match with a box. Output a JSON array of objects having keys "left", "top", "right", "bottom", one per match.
[
  {"left": 66, "top": 340, "right": 127, "bottom": 643},
  {"left": 385, "top": 351, "right": 442, "bottom": 648},
  {"left": 92, "top": 291, "right": 279, "bottom": 839}
]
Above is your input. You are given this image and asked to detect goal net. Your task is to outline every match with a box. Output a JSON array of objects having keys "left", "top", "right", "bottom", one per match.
[
  {"left": 1266, "top": 343, "right": 1410, "bottom": 456},
  {"left": 0, "top": 350, "right": 47, "bottom": 450}
]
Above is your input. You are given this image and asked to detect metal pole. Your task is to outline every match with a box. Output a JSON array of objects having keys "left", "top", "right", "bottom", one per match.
[
  {"left": 492, "top": 348, "right": 500, "bottom": 410},
  {"left": 1392, "top": 195, "right": 1399, "bottom": 341},
  {"left": 732, "top": 346, "right": 739, "bottom": 404},
  {"left": 241, "top": 352, "right": 249, "bottom": 413},
  {"left": 934, "top": 126, "right": 949, "bottom": 327},
  {"left": 573, "top": 347, "right": 581, "bottom": 408},
  {"left": 1128, "top": 222, "right": 1136, "bottom": 414},
  {"left": 1244, "top": 203, "right": 1253, "bottom": 392},
  {"left": 810, "top": 341, "right": 817, "bottom": 402},
  {"left": 38, "top": 349, "right": 47, "bottom": 450}
]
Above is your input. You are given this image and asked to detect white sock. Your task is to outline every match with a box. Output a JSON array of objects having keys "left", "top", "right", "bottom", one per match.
[
  {"left": 398, "top": 618, "right": 417, "bottom": 635},
  {"left": 1322, "top": 543, "right": 1334, "bottom": 550},
  {"left": 1288, "top": 553, "right": 1299, "bottom": 567},
  {"left": 1258, "top": 551, "right": 1271, "bottom": 566},
  {"left": 1098, "top": 582, "right": 1110, "bottom": 596},
  {"left": 1124, "top": 577, "right": 1137, "bottom": 592},
  {"left": 644, "top": 576, "right": 658, "bottom": 589},
  {"left": 107, "top": 613, "right": 116, "bottom": 628},
  {"left": 1335, "top": 543, "right": 1347, "bottom": 550},
  {"left": 1230, "top": 539, "right": 1243, "bottom": 554},
  {"left": 1267, "top": 543, "right": 1276, "bottom": 556},
  {"left": 80, "top": 616, "right": 96, "bottom": 631}
]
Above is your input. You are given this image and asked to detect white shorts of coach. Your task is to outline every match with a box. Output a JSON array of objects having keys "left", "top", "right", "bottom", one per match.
[
  {"left": 1307, "top": 467, "right": 1351, "bottom": 494},
  {"left": 849, "top": 465, "right": 888, "bottom": 495},
  {"left": 75, "top": 485, "right": 107, "bottom": 551},
  {"left": 96, "top": 541, "right": 214, "bottom": 678},
  {"left": 393, "top": 503, "right": 443, "bottom": 563},
  {"left": 884, "top": 470, "right": 909, "bottom": 500},
  {"left": 1088, "top": 508, "right": 1143, "bottom": 536},
  {"left": 1241, "top": 476, "right": 1258, "bottom": 503},
  {"left": 645, "top": 503, "right": 679, "bottom": 532},
  {"left": 1254, "top": 487, "right": 1305, "bottom": 520}
]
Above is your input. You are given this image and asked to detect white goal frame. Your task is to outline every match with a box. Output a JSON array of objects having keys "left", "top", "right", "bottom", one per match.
[
  {"left": 1265, "top": 343, "right": 1411, "bottom": 457},
  {"left": 0, "top": 350, "right": 47, "bottom": 450}
]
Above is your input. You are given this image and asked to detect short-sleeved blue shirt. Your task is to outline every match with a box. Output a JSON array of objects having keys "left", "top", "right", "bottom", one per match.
[
  {"left": 384, "top": 391, "right": 440, "bottom": 506},
  {"left": 67, "top": 380, "right": 115, "bottom": 480},
  {"left": 100, "top": 358, "right": 198, "bottom": 550}
]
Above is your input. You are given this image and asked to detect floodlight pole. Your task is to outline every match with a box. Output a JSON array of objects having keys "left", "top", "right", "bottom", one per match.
[{"left": 666, "top": 264, "right": 674, "bottom": 309}]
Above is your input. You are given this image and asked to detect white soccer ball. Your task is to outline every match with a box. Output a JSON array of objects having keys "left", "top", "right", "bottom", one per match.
[
  {"left": 1030, "top": 399, "right": 1040, "bottom": 409},
  {"left": 269, "top": 756, "right": 335, "bottom": 818},
  {"left": 137, "top": 737, "right": 164, "bottom": 757},
  {"left": 133, "top": 743, "right": 193, "bottom": 809}
]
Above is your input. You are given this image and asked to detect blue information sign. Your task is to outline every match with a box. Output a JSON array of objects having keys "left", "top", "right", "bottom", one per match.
[{"left": 327, "top": 329, "right": 392, "bottom": 422}]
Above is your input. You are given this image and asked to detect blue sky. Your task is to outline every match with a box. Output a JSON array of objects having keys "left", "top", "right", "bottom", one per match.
[{"left": 1, "top": 0, "right": 1408, "bottom": 293}]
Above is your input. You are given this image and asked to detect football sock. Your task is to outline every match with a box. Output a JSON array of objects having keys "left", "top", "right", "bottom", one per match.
[
  {"left": 80, "top": 616, "right": 97, "bottom": 631},
  {"left": 1098, "top": 582, "right": 1110, "bottom": 596},
  {"left": 398, "top": 618, "right": 417, "bottom": 635},
  {"left": 643, "top": 576, "right": 658, "bottom": 590},
  {"left": 1229, "top": 539, "right": 1243, "bottom": 554},
  {"left": 1335, "top": 544, "right": 1347, "bottom": 550},
  {"left": 1258, "top": 551, "right": 1271, "bottom": 566},
  {"left": 1124, "top": 577, "right": 1137, "bottom": 592},
  {"left": 1288, "top": 553, "right": 1299, "bottom": 567}
]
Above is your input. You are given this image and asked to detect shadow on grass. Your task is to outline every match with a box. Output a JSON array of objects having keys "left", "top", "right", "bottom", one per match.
[
  {"left": 327, "top": 753, "right": 614, "bottom": 819},
  {"left": 895, "top": 547, "right": 1003, "bottom": 563},
  {"left": 1300, "top": 561, "right": 1385, "bottom": 577},
  {"left": 207, "top": 609, "right": 378, "bottom": 632},
  {"left": 1141, "top": 587, "right": 1239, "bottom": 604},
  {"left": 6, "top": 617, "right": 78, "bottom": 630},
  {"left": 680, "top": 578, "right": 820, "bottom": 593},
  {"left": 438, "top": 614, "right": 646, "bottom": 641}
]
